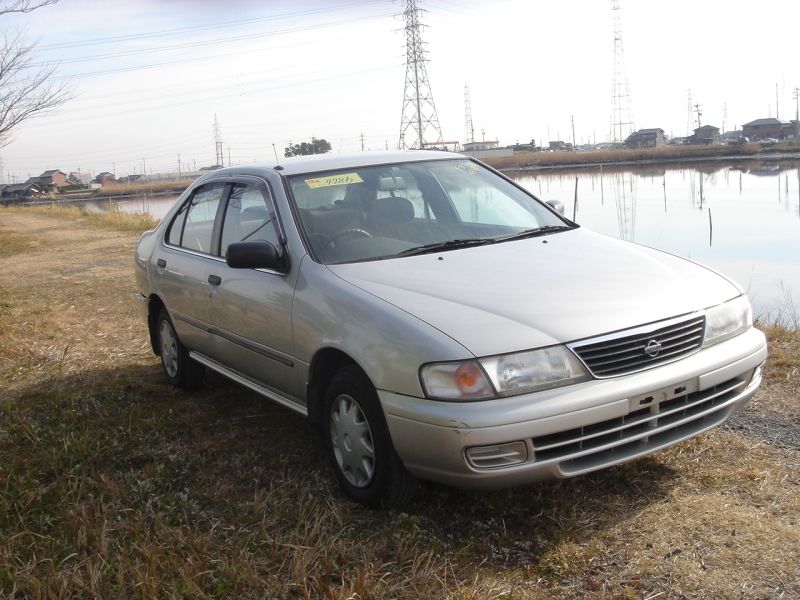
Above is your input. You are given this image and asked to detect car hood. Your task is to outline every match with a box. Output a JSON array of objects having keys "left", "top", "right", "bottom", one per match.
[{"left": 327, "top": 228, "right": 742, "bottom": 357}]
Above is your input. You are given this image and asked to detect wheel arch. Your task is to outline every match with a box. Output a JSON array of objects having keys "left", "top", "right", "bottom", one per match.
[
  {"left": 147, "top": 294, "right": 167, "bottom": 356},
  {"left": 306, "top": 347, "right": 367, "bottom": 429}
]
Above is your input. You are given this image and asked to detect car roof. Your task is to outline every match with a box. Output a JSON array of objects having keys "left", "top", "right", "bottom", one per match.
[{"left": 205, "top": 150, "right": 465, "bottom": 178}]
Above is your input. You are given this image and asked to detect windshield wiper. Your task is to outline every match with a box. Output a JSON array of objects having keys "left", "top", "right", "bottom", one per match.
[
  {"left": 494, "top": 224, "right": 573, "bottom": 242},
  {"left": 395, "top": 238, "right": 495, "bottom": 257}
]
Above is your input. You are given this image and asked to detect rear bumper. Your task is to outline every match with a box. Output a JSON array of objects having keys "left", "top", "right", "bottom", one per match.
[{"left": 380, "top": 327, "right": 767, "bottom": 489}]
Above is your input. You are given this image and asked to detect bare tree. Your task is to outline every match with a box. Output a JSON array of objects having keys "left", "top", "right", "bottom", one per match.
[
  {"left": 0, "top": 0, "right": 69, "bottom": 146},
  {"left": 0, "top": 1, "right": 58, "bottom": 15}
]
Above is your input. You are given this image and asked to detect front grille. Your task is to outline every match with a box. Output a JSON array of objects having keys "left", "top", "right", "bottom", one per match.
[
  {"left": 570, "top": 314, "right": 706, "bottom": 377},
  {"left": 530, "top": 377, "right": 744, "bottom": 469}
]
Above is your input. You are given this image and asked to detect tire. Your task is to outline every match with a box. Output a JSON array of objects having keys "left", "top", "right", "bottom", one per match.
[
  {"left": 156, "top": 307, "right": 204, "bottom": 390},
  {"left": 322, "top": 365, "right": 417, "bottom": 507}
]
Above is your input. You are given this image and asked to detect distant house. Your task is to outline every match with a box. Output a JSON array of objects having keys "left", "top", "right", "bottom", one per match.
[
  {"left": 742, "top": 118, "right": 782, "bottom": 141},
  {"left": 117, "top": 174, "right": 143, "bottom": 184},
  {"left": 548, "top": 140, "right": 572, "bottom": 151},
  {"left": 91, "top": 172, "right": 117, "bottom": 187},
  {"left": 782, "top": 120, "right": 800, "bottom": 140},
  {"left": 689, "top": 125, "right": 720, "bottom": 145},
  {"left": 29, "top": 169, "right": 69, "bottom": 190},
  {"left": 624, "top": 128, "right": 665, "bottom": 149},
  {"left": 1, "top": 182, "right": 45, "bottom": 200},
  {"left": 463, "top": 140, "right": 499, "bottom": 152}
]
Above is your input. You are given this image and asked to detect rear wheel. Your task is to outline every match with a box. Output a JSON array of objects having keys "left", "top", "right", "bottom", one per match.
[
  {"left": 156, "top": 308, "right": 204, "bottom": 390},
  {"left": 323, "top": 365, "right": 417, "bottom": 507}
]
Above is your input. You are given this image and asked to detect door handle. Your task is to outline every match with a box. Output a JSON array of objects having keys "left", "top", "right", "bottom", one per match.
[
  {"left": 208, "top": 274, "right": 222, "bottom": 286},
  {"left": 156, "top": 258, "right": 166, "bottom": 268}
]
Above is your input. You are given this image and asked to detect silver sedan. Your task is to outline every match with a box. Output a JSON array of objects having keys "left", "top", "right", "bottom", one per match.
[{"left": 135, "top": 151, "right": 766, "bottom": 506}]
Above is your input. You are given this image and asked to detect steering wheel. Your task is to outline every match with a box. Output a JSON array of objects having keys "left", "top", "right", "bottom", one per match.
[{"left": 329, "top": 228, "right": 373, "bottom": 246}]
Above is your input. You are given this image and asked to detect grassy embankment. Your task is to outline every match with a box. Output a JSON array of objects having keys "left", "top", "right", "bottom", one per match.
[
  {"left": 0, "top": 205, "right": 798, "bottom": 598},
  {"left": 484, "top": 141, "right": 800, "bottom": 171}
]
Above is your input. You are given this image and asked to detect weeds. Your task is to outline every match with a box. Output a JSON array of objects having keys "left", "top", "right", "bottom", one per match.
[{"left": 8, "top": 204, "right": 159, "bottom": 233}]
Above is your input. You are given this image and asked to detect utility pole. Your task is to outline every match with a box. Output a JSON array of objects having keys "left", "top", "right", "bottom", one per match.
[
  {"left": 571, "top": 114, "right": 577, "bottom": 150},
  {"left": 694, "top": 104, "right": 702, "bottom": 128},
  {"left": 142, "top": 158, "right": 147, "bottom": 182},
  {"left": 793, "top": 87, "right": 799, "bottom": 121},
  {"left": 228, "top": 147, "right": 231, "bottom": 167},
  {"left": 178, "top": 154, "right": 182, "bottom": 179},
  {"left": 722, "top": 103, "right": 728, "bottom": 133},
  {"left": 776, "top": 83, "right": 780, "bottom": 121},
  {"left": 360, "top": 132, "right": 365, "bottom": 151}
]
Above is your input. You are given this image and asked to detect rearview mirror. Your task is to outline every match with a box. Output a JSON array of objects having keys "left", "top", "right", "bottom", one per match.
[
  {"left": 545, "top": 199, "right": 564, "bottom": 215},
  {"left": 226, "top": 241, "right": 284, "bottom": 271}
]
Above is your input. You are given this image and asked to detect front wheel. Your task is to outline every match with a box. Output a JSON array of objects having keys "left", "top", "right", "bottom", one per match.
[
  {"left": 323, "top": 365, "right": 417, "bottom": 507},
  {"left": 156, "top": 308, "right": 204, "bottom": 390}
]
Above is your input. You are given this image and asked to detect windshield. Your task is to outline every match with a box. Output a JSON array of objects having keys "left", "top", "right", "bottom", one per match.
[{"left": 287, "top": 158, "right": 571, "bottom": 264}]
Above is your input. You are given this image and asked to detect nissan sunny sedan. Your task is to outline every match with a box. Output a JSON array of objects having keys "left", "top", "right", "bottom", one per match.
[{"left": 134, "top": 150, "right": 767, "bottom": 506}]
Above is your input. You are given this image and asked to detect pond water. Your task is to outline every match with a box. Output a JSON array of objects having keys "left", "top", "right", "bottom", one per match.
[{"left": 83, "top": 159, "right": 800, "bottom": 324}]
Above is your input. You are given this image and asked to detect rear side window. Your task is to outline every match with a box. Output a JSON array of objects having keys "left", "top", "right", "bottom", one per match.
[
  {"left": 220, "top": 184, "right": 279, "bottom": 256},
  {"left": 179, "top": 184, "right": 226, "bottom": 254},
  {"left": 167, "top": 203, "right": 188, "bottom": 245}
]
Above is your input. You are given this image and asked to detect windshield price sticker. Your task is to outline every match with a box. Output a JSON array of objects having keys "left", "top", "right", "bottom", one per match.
[
  {"left": 454, "top": 163, "right": 479, "bottom": 175},
  {"left": 305, "top": 173, "right": 364, "bottom": 188}
]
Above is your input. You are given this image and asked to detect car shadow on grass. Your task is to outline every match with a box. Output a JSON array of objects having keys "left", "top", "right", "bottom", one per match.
[{"left": 4, "top": 362, "right": 681, "bottom": 576}]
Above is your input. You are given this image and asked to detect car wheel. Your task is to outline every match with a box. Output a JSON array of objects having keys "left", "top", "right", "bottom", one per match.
[
  {"left": 157, "top": 307, "right": 204, "bottom": 390},
  {"left": 323, "top": 365, "right": 417, "bottom": 507}
]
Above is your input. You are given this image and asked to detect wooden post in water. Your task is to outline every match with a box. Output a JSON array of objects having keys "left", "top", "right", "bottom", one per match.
[
  {"left": 600, "top": 165, "right": 604, "bottom": 206},
  {"left": 572, "top": 176, "right": 579, "bottom": 221},
  {"left": 663, "top": 175, "right": 667, "bottom": 212}
]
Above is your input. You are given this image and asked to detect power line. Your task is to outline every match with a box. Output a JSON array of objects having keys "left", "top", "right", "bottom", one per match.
[
  {"left": 31, "top": 13, "right": 393, "bottom": 72},
  {"left": 35, "top": 1, "right": 383, "bottom": 51}
]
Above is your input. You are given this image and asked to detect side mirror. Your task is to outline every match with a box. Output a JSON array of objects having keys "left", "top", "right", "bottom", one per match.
[
  {"left": 545, "top": 199, "right": 565, "bottom": 215},
  {"left": 226, "top": 241, "right": 284, "bottom": 271}
]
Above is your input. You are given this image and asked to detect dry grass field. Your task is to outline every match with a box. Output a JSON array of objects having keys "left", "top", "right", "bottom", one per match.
[{"left": 1, "top": 207, "right": 798, "bottom": 598}]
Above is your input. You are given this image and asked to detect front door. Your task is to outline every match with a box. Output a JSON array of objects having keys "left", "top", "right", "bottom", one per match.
[{"left": 205, "top": 180, "right": 301, "bottom": 399}]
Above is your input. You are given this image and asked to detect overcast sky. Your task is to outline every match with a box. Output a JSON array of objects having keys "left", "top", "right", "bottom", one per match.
[{"left": 3, "top": 0, "right": 799, "bottom": 179}]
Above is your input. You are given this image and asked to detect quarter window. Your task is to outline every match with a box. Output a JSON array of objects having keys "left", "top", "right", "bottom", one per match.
[
  {"left": 220, "top": 184, "right": 279, "bottom": 257},
  {"left": 180, "top": 184, "right": 226, "bottom": 253}
]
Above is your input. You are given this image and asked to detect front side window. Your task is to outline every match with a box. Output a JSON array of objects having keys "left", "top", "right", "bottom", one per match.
[
  {"left": 179, "top": 184, "right": 226, "bottom": 253},
  {"left": 220, "top": 184, "right": 279, "bottom": 257},
  {"left": 287, "top": 159, "right": 569, "bottom": 264}
]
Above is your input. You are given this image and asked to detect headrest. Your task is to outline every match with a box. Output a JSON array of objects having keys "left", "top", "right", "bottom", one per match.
[{"left": 369, "top": 196, "right": 414, "bottom": 224}]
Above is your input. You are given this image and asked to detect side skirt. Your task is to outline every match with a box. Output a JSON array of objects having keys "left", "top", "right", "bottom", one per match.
[{"left": 189, "top": 351, "right": 308, "bottom": 417}]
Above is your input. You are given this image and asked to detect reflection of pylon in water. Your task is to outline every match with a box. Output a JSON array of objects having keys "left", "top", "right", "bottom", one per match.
[{"left": 612, "top": 172, "right": 637, "bottom": 241}]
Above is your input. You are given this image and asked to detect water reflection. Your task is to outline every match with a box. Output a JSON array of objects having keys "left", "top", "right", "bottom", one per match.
[{"left": 514, "top": 160, "right": 800, "bottom": 321}]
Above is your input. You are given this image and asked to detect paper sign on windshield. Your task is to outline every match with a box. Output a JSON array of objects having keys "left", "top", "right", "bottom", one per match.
[{"left": 305, "top": 173, "right": 364, "bottom": 188}]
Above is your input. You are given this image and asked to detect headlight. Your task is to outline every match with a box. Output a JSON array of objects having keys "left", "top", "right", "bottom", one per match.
[
  {"left": 420, "top": 346, "right": 590, "bottom": 401},
  {"left": 703, "top": 295, "right": 752, "bottom": 347},
  {"left": 480, "top": 346, "right": 590, "bottom": 396}
]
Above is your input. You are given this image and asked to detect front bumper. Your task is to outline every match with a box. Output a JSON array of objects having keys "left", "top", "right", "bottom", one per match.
[{"left": 380, "top": 327, "right": 767, "bottom": 489}]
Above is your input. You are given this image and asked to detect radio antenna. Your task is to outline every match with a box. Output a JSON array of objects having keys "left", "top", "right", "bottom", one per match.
[{"left": 272, "top": 143, "right": 283, "bottom": 170}]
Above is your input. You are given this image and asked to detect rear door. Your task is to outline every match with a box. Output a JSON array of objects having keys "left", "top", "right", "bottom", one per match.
[
  {"left": 152, "top": 182, "right": 228, "bottom": 356},
  {"left": 205, "top": 178, "right": 302, "bottom": 399}
]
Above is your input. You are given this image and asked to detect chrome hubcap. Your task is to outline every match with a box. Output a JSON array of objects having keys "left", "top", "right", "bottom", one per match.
[
  {"left": 329, "top": 394, "right": 375, "bottom": 488},
  {"left": 159, "top": 319, "right": 179, "bottom": 378}
]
